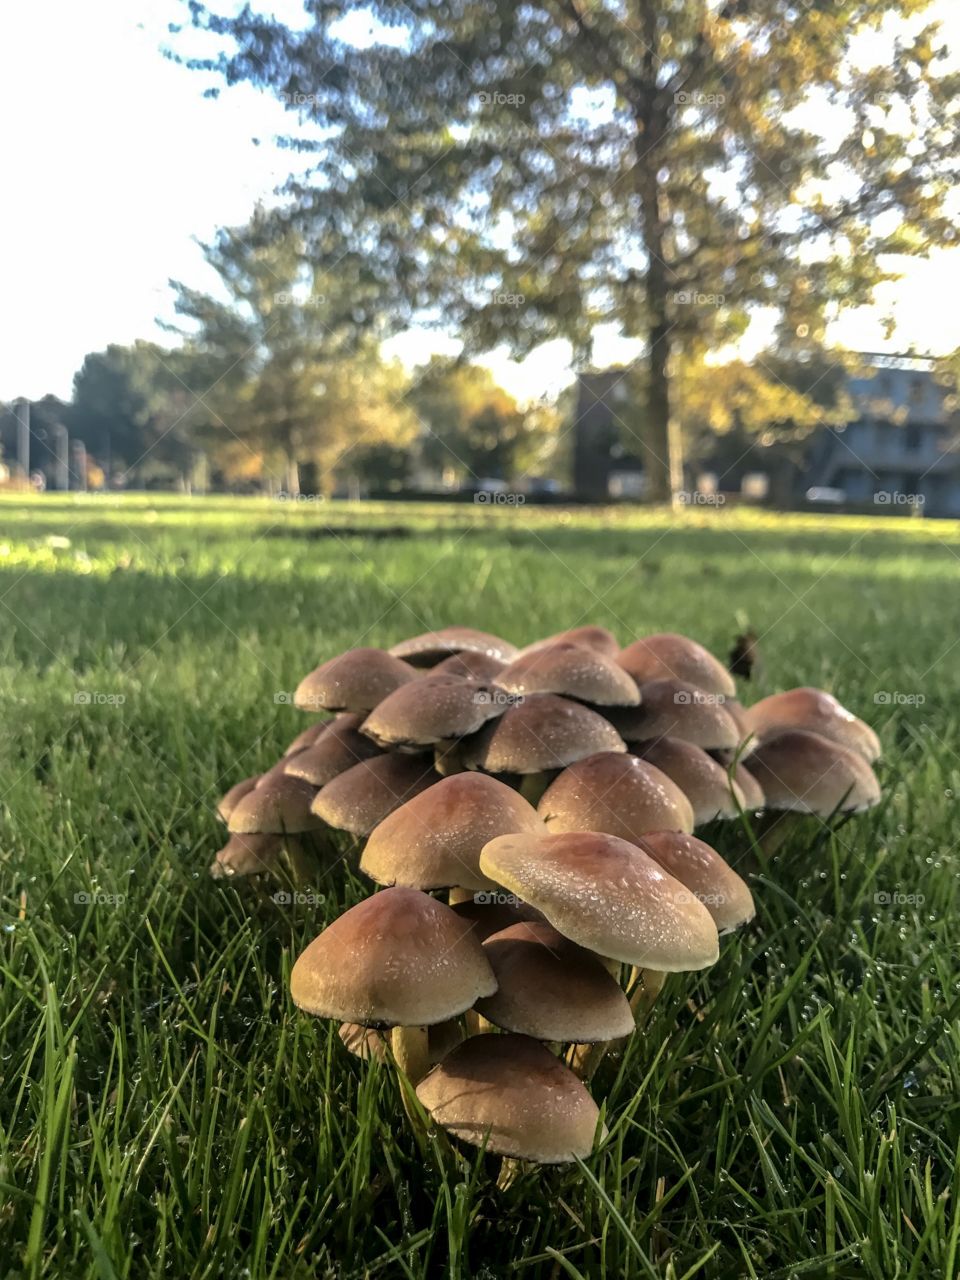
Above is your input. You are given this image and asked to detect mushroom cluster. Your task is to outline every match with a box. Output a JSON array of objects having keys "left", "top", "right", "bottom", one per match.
[{"left": 211, "top": 625, "right": 882, "bottom": 1172}]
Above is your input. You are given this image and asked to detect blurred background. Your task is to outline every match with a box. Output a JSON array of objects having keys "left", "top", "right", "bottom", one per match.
[{"left": 4, "top": 0, "right": 960, "bottom": 514}]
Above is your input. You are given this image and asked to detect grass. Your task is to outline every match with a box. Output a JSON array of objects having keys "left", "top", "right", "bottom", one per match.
[{"left": 1, "top": 492, "right": 959, "bottom": 1278}]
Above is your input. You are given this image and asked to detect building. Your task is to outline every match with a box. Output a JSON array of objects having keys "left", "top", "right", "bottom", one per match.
[{"left": 573, "top": 354, "right": 960, "bottom": 514}]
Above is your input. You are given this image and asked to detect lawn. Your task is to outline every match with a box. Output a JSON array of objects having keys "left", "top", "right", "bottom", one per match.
[{"left": 1, "top": 493, "right": 959, "bottom": 1279}]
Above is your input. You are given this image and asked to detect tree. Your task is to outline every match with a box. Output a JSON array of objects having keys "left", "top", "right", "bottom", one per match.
[
  {"left": 168, "top": 211, "right": 417, "bottom": 493},
  {"left": 69, "top": 342, "right": 203, "bottom": 486},
  {"left": 185, "top": 0, "right": 960, "bottom": 501}
]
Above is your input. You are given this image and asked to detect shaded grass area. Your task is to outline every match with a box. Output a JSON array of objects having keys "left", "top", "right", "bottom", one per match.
[{"left": 1, "top": 495, "right": 959, "bottom": 1277}]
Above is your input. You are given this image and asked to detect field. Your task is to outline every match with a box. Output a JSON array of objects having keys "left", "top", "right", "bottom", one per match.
[{"left": 1, "top": 493, "right": 959, "bottom": 1279}]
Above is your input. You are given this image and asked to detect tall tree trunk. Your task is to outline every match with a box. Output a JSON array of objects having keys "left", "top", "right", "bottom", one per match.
[
  {"left": 285, "top": 453, "right": 301, "bottom": 496},
  {"left": 634, "top": 12, "right": 683, "bottom": 505}
]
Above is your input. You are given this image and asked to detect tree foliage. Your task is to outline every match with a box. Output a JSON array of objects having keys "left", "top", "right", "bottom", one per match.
[{"left": 184, "top": 0, "right": 960, "bottom": 499}]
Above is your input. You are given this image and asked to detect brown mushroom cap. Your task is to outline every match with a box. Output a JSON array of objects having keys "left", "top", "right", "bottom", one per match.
[
  {"left": 415, "top": 1033, "right": 603, "bottom": 1163},
  {"left": 732, "top": 762, "right": 765, "bottom": 810},
  {"left": 480, "top": 830, "right": 719, "bottom": 970},
  {"left": 294, "top": 648, "right": 418, "bottom": 713},
  {"left": 209, "top": 832, "right": 284, "bottom": 878},
  {"left": 538, "top": 751, "right": 694, "bottom": 840},
  {"left": 743, "top": 687, "right": 881, "bottom": 762},
  {"left": 633, "top": 738, "right": 746, "bottom": 824},
  {"left": 617, "top": 633, "right": 736, "bottom": 697},
  {"left": 228, "top": 772, "right": 324, "bottom": 834},
  {"left": 515, "top": 625, "right": 619, "bottom": 660},
  {"left": 746, "top": 728, "right": 881, "bottom": 815},
  {"left": 462, "top": 693, "right": 627, "bottom": 774},
  {"left": 476, "top": 921, "right": 635, "bottom": 1042},
  {"left": 607, "top": 679, "right": 742, "bottom": 750},
  {"left": 360, "top": 772, "right": 545, "bottom": 891},
  {"left": 290, "top": 886, "right": 497, "bottom": 1026},
  {"left": 389, "top": 626, "right": 517, "bottom": 666},
  {"left": 283, "top": 720, "right": 331, "bottom": 757},
  {"left": 284, "top": 713, "right": 384, "bottom": 785},
  {"left": 361, "top": 674, "right": 505, "bottom": 751},
  {"left": 310, "top": 753, "right": 438, "bottom": 835},
  {"left": 496, "top": 643, "right": 641, "bottom": 707},
  {"left": 637, "top": 831, "right": 756, "bottom": 934},
  {"left": 216, "top": 775, "right": 259, "bottom": 823},
  {"left": 432, "top": 650, "right": 506, "bottom": 682}
]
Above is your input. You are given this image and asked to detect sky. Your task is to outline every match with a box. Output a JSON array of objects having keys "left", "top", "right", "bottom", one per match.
[{"left": 3, "top": 0, "right": 960, "bottom": 407}]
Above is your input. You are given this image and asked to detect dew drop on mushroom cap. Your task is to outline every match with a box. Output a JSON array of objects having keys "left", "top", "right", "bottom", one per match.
[
  {"left": 461, "top": 693, "right": 627, "bottom": 774},
  {"left": 637, "top": 831, "right": 756, "bottom": 934},
  {"left": 633, "top": 738, "right": 746, "bottom": 825}
]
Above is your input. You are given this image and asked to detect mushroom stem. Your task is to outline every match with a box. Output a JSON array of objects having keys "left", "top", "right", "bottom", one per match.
[
  {"left": 496, "top": 1158, "right": 523, "bottom": 1191},
  {"left": 447, "top": 886, "right": 474, "bottom": 906},
  {"left": 281, "top": 835, "right": 316, "bottom": 886},
  {"left": 391, "top": 1025, "right": 431, "bottom": 1086},
  {"left": 518, "top": 771, "right": 552, "bottom": 807},
  {"left": 569, "top": 1040, "right": 610, "bottom": 1081},
  {"left": 629, "top": 968, "right": 666, "bottom": 1018},
  {"left": 464, "top": 1009, "right": 497, "bottom": 1035},
  {"left": 756, "top": 810, "right": 804, "bottom": 857}
]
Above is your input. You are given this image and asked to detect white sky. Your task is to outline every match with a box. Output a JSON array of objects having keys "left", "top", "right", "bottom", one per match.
[{"left": 3, "top": 0, "right": 960, "bottom": 406}]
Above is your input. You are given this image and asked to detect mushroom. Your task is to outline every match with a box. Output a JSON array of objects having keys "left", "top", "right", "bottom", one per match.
[
  {"left": 732, "top": 762, "right": 765, "bottom": 811},
  {"left": 746, "top": 728, "right": 881, "bottom": 815},
  {"left": 538, "top": 751, "right": 694, "bottom": 840},
  {"left": 451, "top": 896, "right": 541, "bottom": 942},
  {"left": 416, "top": 1033, "right": 604, "bottom": 1168},
  {"left": 475, "top": 921, "right": 634, "bottom": 1044},
  {"left": 515, "top": 625, "right": 619, "bottom": 659},
  {"left": 432, "top": 650, "right": 506, "bottom": 682},
  {"left": 294, "top": 648, "right": 418, "bottom": 713},
  {"left": 283, "top": 720, "right": 331, "bottom": 756},
  {"left": 606, "top": 679, "right": 743, "bottom": 751},
  {"left": 743, "top": 687, "right": 881, "bottom": 762},
  {"left": 290, "top": 886, "right": 497, "bottom": 1086},
  {"left": 389, "top": 626, "right": 517, "bottom": 666},
  {"left": 633, "top": 738, "right": 747, "bottom": 825},
  {"left": 283, "top": 713, "right": 384, "bottom": 785},
  {"left": 209, "top": 832, "right": 284, "bottom": 879},
  {"left": 360, "top": 772, "right": 545, "bottom": 896},
  {"left": 360, "top": 674, "right": 506, "bottom": 752},
  {"left": 617, "top": 633, "right": 735, "bottom": 697},
  {"left": 228, "top": 772, "right": 324, "bottom": 836},
  {"left": 479, "top": 830, "right": 719, "bottom": 974},
  {"left": 310, "top": 753, "right": 439, "bottom": 836},
  {"left": 637, "top": 831, "right": 756, "bottom": 935},
  {"left": 216, "top": 775, "right": 259, "bottom": 824},
  {"left": 461, "top": 693, "right": 626, "bottom": 803},
  {"left": 496, "top": 643, "right": 641, "bottom": 707}
]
